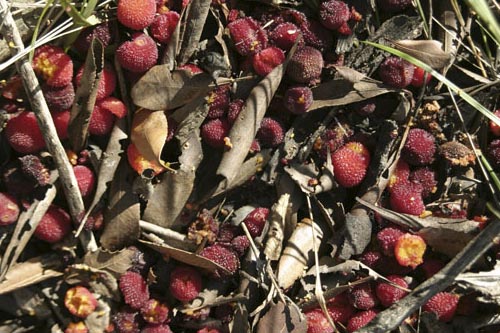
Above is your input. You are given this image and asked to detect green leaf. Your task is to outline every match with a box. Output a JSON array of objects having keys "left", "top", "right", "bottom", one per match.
[{"left": 464, "top": 0, "right": 500, "bottom": 46}]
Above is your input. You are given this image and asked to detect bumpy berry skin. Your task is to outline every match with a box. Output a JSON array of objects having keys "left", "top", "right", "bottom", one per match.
[
  {"left": 402, "top": 128, "right": 436, "bottom": 166},
  {"left": 300, "top": 20, "right": 333, "bottom": 53},
  {"left": 117, "top": 33, "right": 158, "bottom": 73},
  {"left": 150, "top": 11, "right": 180, "bottom": 44},
  {"left": 305, "top": 308, "right": 334, "bottom": 333},
  {"left": 377, "top": 0, "right": 412, "bottom": 12},
  {"left": 117, "top": 0, "right": 156, "bottom": 30},
  {"left": 286, "top": 46, "right": 324, "bottom": 84},
  {"left": 269, "top": 22, "right": 303, "bottom": 51},
  {"left": 65, "top": 321, "right": 88, "bottom": 333},
  {"left": 358, "top": 250, "right": 383, "bottom": 269},
  {"left": 140, "top": 299, "right": 169, "bottom": 324},
  {"left": 5, "top": 111, "right": 46, "bottom": 154},
  {"left": 230, "top": 235, "right": 250, "bottom": 256},
  {"left": 346, "top": 309, "right": 378, "bottom": 332},
  {"left": 227, "top": 99, "right": 244, "bottom": 125},
  {"left": 64, "top": 286, "right": 98, "bottom": 318},
  {"left": 33, "top": 45, "right": 73, "bottom": 87},
  {"left": 409, "top": 167, "right": 437, "bottom": 198},
  {"left": 243, "top": 207, "right": 269, "bottom": 237},
  {"left": 348, "top": 283, "right": 379, "bottom": 310},
  {"left": 379, "top": 56, "right": 415, "bottom": 88},
  {"left": 332, "top": 142, "right": 371, "bottom": 188},
  {"left": 141, "top": 325, "right": 174, "bottom": 333},
  {"left": 75, "top": 65, "right": 116, "bottom": 100},
  {"left": 375, "top": 275, "right": 409, "bottom": 307},
  {"left": 388, "top": 160, "right": 410, "bottom": 190},
  {"left": 394, "top": 233, "right": 426, "bottom": 268},
  {"left": 73, "top": 165, "right": 96, "bottom": 198},
  {"left": 119, "top": 271, "right": 150, "bottom": 310},
  {"left": 0, "top": 192, "right": 20, "bottom": 226},
  {"left": 42, "top": 83, "right": 75, "bottom": 112},
  {"left": 34, "top": 205, "right": 72, "bottom": 243},
  {"left": 252, "top": 47, "right": 285, "bottom": 76},
  {"left": 319, "top": 0, "right": 350, "bottom": 30},
  {"left": 114, "top": 310, "right": 140, "bottom": 333},
  {"left": 256, "top": 117, "right": 285, "bottom": 147},
  {"left": 377, "top": 226, "right": 405, "bottom": 256},
  {"left": 73, "top": 22, "right": 113, "bottom": 53},
  {"left": 99, "top": 97, "right": 128, "bottom": 118},
  {"left": 327, "top": 293, "right": 355, "bottom": 324},
  {"left": 284, "top": 86, "right": 313, "bottom": 114},
  {"left": 19, "top": 154, "right": 50, "bottom": 186},
  {"left": 390, "top": 182, "right": 425, "bottom": 216},
  {"left": 228, "top": 17, "right": 268, "bottom": 56},
  {"left": 422, "top": 292, "right": 459, "bottom": 322},
  {"left": 201, "top": 118, "right": 231, "bottom": 148},
  {"left": 207, "top": 85, "right": 231, "bottom": 119},
  {"left": 127, "top": 143, "right": 165, "bottom": 176},
  {"left": 199, "top": 244, "right": 240, "bottom": 278},
  {"left": 51, "top": 109, "right": 70, "bottom": 139},
  {"left": 88, "top": 103, "right": 115, "bottom": 136},
  {"left": 169, "top": 266, "right": 202, "bottom": 302}
]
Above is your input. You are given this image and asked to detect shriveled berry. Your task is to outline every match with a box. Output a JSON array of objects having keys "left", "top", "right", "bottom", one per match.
[
  {"left": 346, "top": 309, "right": 378, "bottom": 332},
  {"left": 140, "top": 299, "right": 169, "bottom": 324},
  {"left": 230, "top": 235, "right": 250, "bottom": 256},
  {"left": 114, "top": 310, "right": 140, "bottom": 333},
  {"left": 377, "top": 226, "right": 405, "bottom": 256},
  {"left": 73, "top": 22, "right": 113, "bottom": 53},
  {"left": 252, "top": 47, "right": 285, "bottom": 76},
  {"left": 64, "top": 286, "right": 98, "bottom": 318},
  {"left": 117, "top": 0, "right": 156, "bottom": 30},
  {"left": 73, "top": 165, "right": 96, "bottom": 198},
  {"left": 286, "top": 46, "right": 323, "bottom": 84},
  {"left": 117, "top": 33, "right": 158, "bottom": 73},
  {"left": 257, "top": 117, "right": 285, "bottom": 147},
  {"left": 228, "top": 17, "right": 268, "bottom": 56},
  {"left": 19, "top": 154, "right": 50, "bottom": 186},
  {"left": 284, "top": 86, "right": 313, "bottom": 114},
  {"left": 348, "top": 283, "right": 378, "bottom": 310},
  {"left": 199, "top": 244, "right": 240, "bottom": 278},
  {"left": 319, "top": 0, "right": 350, "bottom": 30},
  {"left": 0, "top": 192, "right": 20, "bottom": 226},
  {"left": 422, "top": 292, "right": 459, "bottom": 322},
  {"left": 169, "top": 266, "right": 202, "bottom": 302},
  {"left": 243, "top": 207, "right": 269, "bottom": 237},
  {"left": 394, "top": 233, "right": 426, "bottom": 269},
  {"left": 332, "top": 142, "right": 371, "bottom": 188},
  {"left": 150, "top": 11, "right": 180, "bottom": 44},
  {"left": 119, "top": 271, "right": 150, "bottom": 310},
  {"left": 33, "top": 45, "right": 73, "bottom": 87},
  {"left": 65, "top": 321, "right": 88, "bottom": 333},
  {"left": 305, "top": 308, "right": 334, "bottom": 333},
  {"left": 42, "top": 83, "right": 75, "bottom": 112},
  {"left": 409, "top": 167, "right": 437, "bottom": 198},
  {"left": 375, "top": 275, "right": 409, "bottom": 307},
  {"left": 402, "top": 128, "right": 436, "bottom": 166},
  {"left": 201, "top": 118, "right": 231, "bottom": 148},
  {"left": 5, "top": 111, "right": 46, "bottom": 154},
  {"left": 269, "top": 22, "right": 304, "bottom": 51},
  {"left": 34, "top": 205, "right": 72, "bottom": 243},
  {"left": 379, "top": 56, "right": 414, "bottom": 88}
]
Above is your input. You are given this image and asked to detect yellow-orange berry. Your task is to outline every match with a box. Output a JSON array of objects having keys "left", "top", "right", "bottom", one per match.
[
  {"left": 64, "top": 286, "right": 98, "bottom": 318},
  {"left": 394, "top": 234, "right": 426, "bottom": 269},
  {"left": 65, "top": 321, "right": 88, "bottom": 333},
  {"left": 127, "top": 143, "right": 165, "bottom": 176}
]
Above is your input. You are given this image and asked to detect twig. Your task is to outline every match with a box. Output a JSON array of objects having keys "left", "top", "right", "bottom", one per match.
[
  {"left": 0, "top": 0, "right": 96, "bottom": 251},
  {"left": 355, "top": 216, "right": 500, "bottom": 333}
]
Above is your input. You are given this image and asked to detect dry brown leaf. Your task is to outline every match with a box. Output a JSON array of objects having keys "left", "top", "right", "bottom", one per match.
[
  {"left": 256, "top": 300, "right": 307, "bottom": 333},
  {"left": 264, "top": 193, "right": 290, "bottom": 261},
  {"left": 131, "top": 109, "right": 169, "bottom": 166},
  {"left": 334, "top": 65, "right": 366, "bottom": 83},
  {"left": 177, "top": 0, "right": 212, "bottom": 65},
  {"left": 83, "top": 247, "right": 138, "bottom": 278},
  {"left": 418, "top": 228, "right": 476, "bottom": 258},
  {"left": 392, "top": 39, "right": 452, "bottom": 69},
  {"left": 277, "top": 219, "right": 324, "bottom": 289}
]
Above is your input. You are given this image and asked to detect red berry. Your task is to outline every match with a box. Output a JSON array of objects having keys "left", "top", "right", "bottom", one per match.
[
  {"left": 64, "top": 286, "right": 98, "bottom": 318},
  {"left": 201, "top": 118, "right": 231, "bottom": 148},
  {"left": 377, "top": 0, "right": 412, "bottom": 12},
  {"left": 150, "top": 11, "right": 180, "bottom": 44},
  {"left": 284, "top": 86, "right": 314, "bottom": 114},
  {"left": 305, "top": 308, "right": 334, "bottom": 333},
  {"left": 73, "top": 165, "right": 96, "bottom": 198},
  {"left": 75, "top": 64, "right": 116, "bottom": 100},
  {"left": 199, "top": 244, "right": 240, "bottom": 278},
  {"left": 286, "top": 46, "right": 324, "bottom": 84},
  {"left": 98, "top": 97, "right": 128, "bottom": 118},
  {"left": 117, "top": 0, "right": 156, "bottom": 30},
  {"left": 375, "top": 275, "right": 409, "bottom": 307},
  {"left": 243, "top": 207, "right": 269, "bottom": 237},
  {"left": 113, "top": 310, "right": 140, "bottom": 333},
  {"left": 388, "top": 160, "right": 410, "bottom": 191},
  {"left": 5, "top": 111, "right": 46, "bottom": 154},
  {"left": 117, "top": 33, "right": 158, "bottom": 73},
  {"left": 52, "top": 110, "right": 70, "bottom": 140},
  {"left": 169, "top": 266, "right": 202, "bottom": 302},
  {"left": 411, "top": 66, "right": 431, "bottom": 87},
  {"left": 256, "top": 117, "right": 285, "bottom": 148},
  {"left": 379, "top": 56, "right": 414, "bottom": 88},
  {"left": 19, "top": 155, "right": 50, "bottom": 186},
  {"left": 119, "top": 271, "right": 150, "bottom": 310},
  {"left": 252, "top": 47, "right": 285, "bottom": 76},
  {"left": 409, "top": 167, "right": 437, "bottom": 198},
  {"left": 141, "top": 325, "right": 173, "bottom": 333},
  {"left": 376, "top": 226, "right": 405, "bottom": 256},
  {"left": 89, "top": 102, "right": 115, "bottom": 136},
  {"left": 34, "top": 205, "right": 72, "bottom": 243},
  {"left": 420, "top": 258, "right": 445, "bottom": 278},
  {"left": 230, "top": 235, "right": 250, "bottom": 256},
  {"left": 140, "top": 299, "right": 169, "bottom": 324},
  {"left": 319, "top": 0, "right": 350, "bottom": 30},
  {"left": 332, "top": 142, "right": 371, "bottom": 188},
  {"left": 73, "top": 22, "right": 113, "bottom": 53},
  {"left": 422, "top": 292, "right": 459, "bottom": 322},
  {"left": 207, "top": 85, "right": 230, "bottom": 119},
  {"left": 228, "top": 17, "right": 268, "bottom": 56},
  {"left": 390, "top": 181, "right": 425, "bottom": 216},
  {"left": 42, "top": 83, "right": 75, "bottom": 112},
  {"left": 348, "top": 283, "right": 379, "bottom": 310},
  {"left": 327, "top": 293, "right": 355, "bottom": 324},
  {"left": 402, "top": 128, "right": 436, "bottom": 166},
  {"left": 269, "top": 22, "right": 304, "bottom": 51},
  {"left": 227, "top": 99, "right": 244, "bottom": 125},
  {"left": 394, "top": 233, "right": 426, "bottom": 268},
  {"left": 33, "top": 45, "right": 73, "bottom": 87},
  {"left": 358, "top": 250, "right": 383, "bottom": 269},
  {"left": 300, "top": 20, "right": 333, "bottom": 53},
  {"left": 0, "top": 192, "right": 20, "bottom": 226},
  {"left": 489, "top": 110, "right": 500, "bottom": 136},
  {"left": 346, "top": 309, "right": 378, "bottom": 332}
]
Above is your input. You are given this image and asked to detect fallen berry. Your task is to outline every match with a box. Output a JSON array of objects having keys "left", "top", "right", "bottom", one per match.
[
  {"left": 375, "top": 275, "right": 409, "bottom": 307},
  {"left": 73, "top": 165, "right": 96, "bottom": 198},
  {"left": 113, "top": 310, "right": 140, "bottom": 333},
  {"left": 199, "top": 243, "right": 240, "bottom": 278},
  {"left": 377, "top": 226, "right": 405, "bottom": 256},
  {"left": 300, "top": 20, "right": 333, "bottom": 53},
  {"left": 207, "top": 85, "right": 231, "bottom": 119},
  {"left": 117, "top": 33, "right": 158, "bottom": 73},
  {"left": 201, "top": 118, "right": 231, "bottom": 148},
  {"left": 140, "top": 299, "right": 169, "bottom": 324},
  {"left": 65, "top": 322, "right": 88, "bottom": 333},
  {"left": 75, "top": 64, "right": 117, "bottom": 101},
  {"left": 332, "top": 141, "right": 371, "bottom": 188},
  {"left": 119, "top": 271, "right": 150, "bottom": 310},
  {"left": 117, "top": 0, "right": 156, "bottom": 30},
  {"left": 409, "top": 167, "right": 437, "bottom": 198},
  {"left": 33, "top": 45, "right": 73, "bottom": 87},
  {"left": 388, "top": 160, "right": 410, "bottom": 191},
  {"left": 411, "top": 66, "right": 431, "bottom": 87},
  {"left": 169, "top": 266, "right": 202, "bottom": 302},
  {"left": 243, "top": 207, "right": 269, "bottom": 237},
  {"left": 5, "top": 111, "right": 46, "bottom": 154},
  {"left": 305, "top": 308, "right": 334, "bottom": 333},
  {"left": 227, "top": 99, "right": 244, "bottom": 125},
  {"left": 346, "top": 309, "right": 378, "bottom": 332},
  {"left": 402, "top": 128, "right": 436, "bottom": 166},
  {"left": 230, "top": 235, "right": 250, "bottom": 256},
  {"left": 394, "top": 233, "right": 426, "bottom": 269},
  {"left": 73, "top": 22, "right": 113, "bottom": 53},
  {"left": 64, "top": 286, "right": 98, "bottom": 318},
  {"left": 488, "top": 139, "right": 500, "bottom": 167},
  {"left": 422, "top": 292, "right": 459, "bottom": 322},
  {"left": 42, "top": 83, "right": 75, "bottom": 112},
  {"left": 319, "top": 0, "right": 350, "bottom": 30},
  {"left": 286, "top": 46, "right": 324, "bottom": 84},
  {"left": 379, "top": 56, "right": 414, "bottom": 88},
  {"left": 348, "top": 283, "right": 379, "bottom": 310},
  {"left": 88, "top": 103, "right": 115, "bottom": 136},
  {"left": 284, "top": 86, "right": 314, "bottom": 114},
  {"left": 228, "top": 17, "right": 268, "bottom": 56},
  {"left": 34, "top": 205, "right": 72, "bottom": 243},
  {"left": 390, "top": 181, "right": 425, "bottom": 216},
  {"left": 98, "top": 97, "right": 128, "bottom": 118},
  {"left": 269, "top": 22, "right": 304, "bottom": 51},
  {"left": 420, "top": 257, "right": 445, "bottom": 278},
  {"left": 252, "top": 47, "right": 285, "bottom": 76},
  {"left": 358, "top": 250, "right": 383, "bottom": 269},
  {"left": 19, "top": 154, "right": 50, "bottom": 186},
  {"left": 150, "top": 11, "right": 180, "bottom": 44},
  {"left": 257, "top": 117, "right": 285, "bottom": 148},
  {"left": 141, "top": 325, "right": 174, "bottom": 333},
  {"left": 0, "top": 192, "right": 20, "bottom": 226}
]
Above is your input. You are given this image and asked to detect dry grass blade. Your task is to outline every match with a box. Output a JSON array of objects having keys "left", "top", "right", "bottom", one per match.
[{"left": 464, "top": 0, "right": 500, "bottom": 46}]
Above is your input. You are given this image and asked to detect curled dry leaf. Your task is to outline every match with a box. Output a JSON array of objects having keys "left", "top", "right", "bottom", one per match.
[
  {"left": 455, "top": 262, "right": 500, "bottom": 303},
  {"left": 177, "top": 0, "right": 212, "bottom": 65},
  {"left": 277, "top": 218, "right": 324, "bottom": 290},
  {"left": 264, "top": 193, "right": 290, "bottom": 261},
  {"left": 130, "top": 108, "right": 169, "bottom": 167},
  {"left": 256, "top": 300, "right": 307, "bottom": 333},
  {"left": 83, "top": 247, "right": 138, "bottom": 278},
  {"left": 391, "top": 39, "right": 452, "bottom": 70}
]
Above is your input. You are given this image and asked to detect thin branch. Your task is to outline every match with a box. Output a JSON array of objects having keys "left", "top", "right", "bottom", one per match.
[{"left": 0, "top": 0, "right": 96, "bottom": 251}]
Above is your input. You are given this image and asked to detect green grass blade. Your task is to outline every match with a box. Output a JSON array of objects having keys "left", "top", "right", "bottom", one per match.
[
  {"left": 414, "top": 0, "right": 430, "bottom": 38},
  {"left": 28, "top": 0, "right": 54, "bottom": 61},
  {"left": 464, "top": 0, "right": 500, "bottom": 46},
  {"left": 362, "top": 40, "right": 500, "bottom": 126}
]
